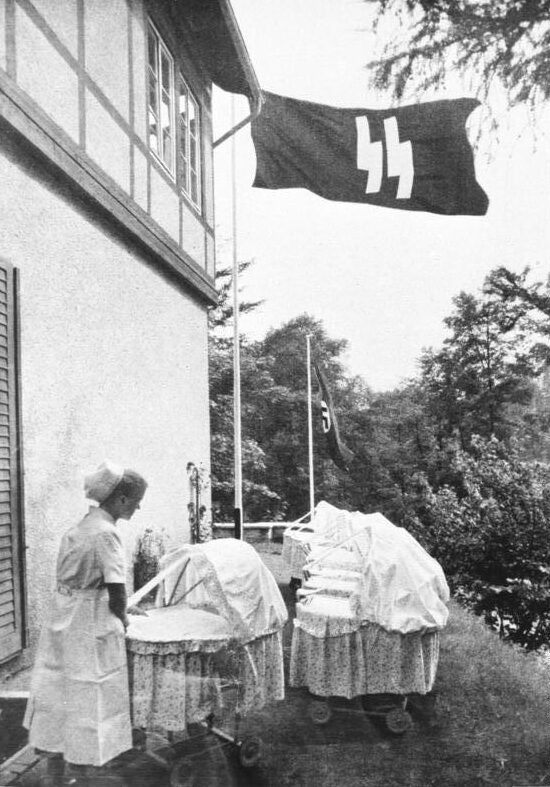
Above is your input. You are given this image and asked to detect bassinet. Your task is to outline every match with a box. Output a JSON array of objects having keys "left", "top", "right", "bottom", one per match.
[{"left": 125, "top": 538, "right": 287, "bottom": 772}]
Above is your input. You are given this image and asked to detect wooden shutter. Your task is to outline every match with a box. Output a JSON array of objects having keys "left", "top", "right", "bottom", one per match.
[{"left": 0, "top": 262, "right": 25, "bottom": 662}]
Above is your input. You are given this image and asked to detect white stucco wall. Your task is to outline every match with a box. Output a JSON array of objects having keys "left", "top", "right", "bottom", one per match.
[{"left": 0, "top": 144, "right": 212, "bottom": 650}]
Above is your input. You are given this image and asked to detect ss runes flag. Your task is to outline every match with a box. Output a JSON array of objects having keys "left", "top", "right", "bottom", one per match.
[{"left": 251, "top": 91, "right": 488, "bottom": 216}]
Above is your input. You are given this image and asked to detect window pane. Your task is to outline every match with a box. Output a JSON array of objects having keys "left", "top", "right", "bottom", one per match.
[
  {"left": 148, "top": 74, "right": 158, "bottom": 116},
  {"left": 161, "top": 90, "right": 172, "bottom": 167},
  {"left": 191, "top": 171, "right": 198, "bottom": 204},
  {"left": 180, "top": 154, "right": 189, "bottom": 192},
  {"left": 189, "top": 97, "right": 199, "bottom": 139},
  {"left": 163, "top": 131, "right": 172, "bottom": 169},
  {"left": 149, "top": 110, "right": 159, "bottom": 153},
  {"left": 188, "top": 98, "right": 196, "bottom": 125},
  {"left": 148, "top": 30, "right": 158, "bottom": 73},
  {"left": 161, "top": 51, "right": 171, "bottom": 92},
  {"left": 179, "top": 89, "right": 188, "bottom": 128},
  {"left": 190, "top": 135, "right": 197, "bottom": 168},
  {"left": 161, "top": 90, "right": 171, "bottom": 125}
]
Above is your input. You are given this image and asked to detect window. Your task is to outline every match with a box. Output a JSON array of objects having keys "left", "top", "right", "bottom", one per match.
[
  {"left": 179, "top": 77, "right": 202, "bottom": 211},
  {"left": 0, "top": 261, "right": 25, "bottom": 664},
  {"left": 147, "top": 24, "right": 175, "bottom": 175},
  {"left": 147, "top": 21, "right": 203, "bottom": 213}
]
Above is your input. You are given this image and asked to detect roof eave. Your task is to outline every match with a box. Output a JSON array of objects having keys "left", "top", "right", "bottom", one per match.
[{"left": 217, "top": 0, "right": 262, "bottom": 109}]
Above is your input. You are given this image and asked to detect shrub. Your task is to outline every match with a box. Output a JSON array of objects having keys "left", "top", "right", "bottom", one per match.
[
  {"left": 134, "top": 527, "right": 166, "bottom": 591},
  {"left": 411, "top": 436, "right": 550, "bottom": 649}
]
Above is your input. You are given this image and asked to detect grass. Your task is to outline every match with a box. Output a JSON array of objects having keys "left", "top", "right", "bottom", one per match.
[
  {"left": 422, "top": 599, "right": 550, "bottom": 786},
  {"left": 253, "top": 543, "right": 550, "bottom": 787}
]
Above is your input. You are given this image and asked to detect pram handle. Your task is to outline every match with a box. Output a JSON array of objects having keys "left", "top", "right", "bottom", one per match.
[
  {"left": 286, "top": 511, "right": 315, "bottom": 533},
  {"left": 127, "top": 561, "right": 184, "bottom": 608}
]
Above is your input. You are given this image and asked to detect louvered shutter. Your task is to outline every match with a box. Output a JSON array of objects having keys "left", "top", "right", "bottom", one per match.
[{"left": 0, "top": 262, "right": 25, "bottom": 662}]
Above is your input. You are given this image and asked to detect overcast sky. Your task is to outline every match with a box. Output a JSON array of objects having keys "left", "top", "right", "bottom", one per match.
[{"left": 213, "top": 0, "right": 550, "bottom": 392}]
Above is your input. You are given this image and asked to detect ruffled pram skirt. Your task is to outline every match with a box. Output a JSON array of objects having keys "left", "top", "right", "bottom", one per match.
[
  {"left": 128, "top": 630, "right": 284, "bottom": 731},
  {"left": 290, "top": 622, "right": 439, "bottom": 698}
]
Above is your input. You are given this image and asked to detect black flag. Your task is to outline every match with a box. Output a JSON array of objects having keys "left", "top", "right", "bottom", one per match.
[
  {"left": 251, "top": 92, "right": 488, "bottom": 216},
  {"left": 313, "top": 362, "right": 354, "bottom": 471}
]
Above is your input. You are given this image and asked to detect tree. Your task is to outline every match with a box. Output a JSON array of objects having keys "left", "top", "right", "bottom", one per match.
[
  {"left": 419, "top": 290, "right": 537, "bottom": 446},
  {"left": 484, "top": 266, "right": 550, "bottom": 359},
  {"left": 367, "top": 1, "right": 550, "bottom": 116},
  {"left": 483, "top": 265, "right": 550, "bottom": 461},
  {"left": 343, "top": 382, "right": 439, "bottom": 522},
  {"left": 252, "top": 314, "right": 355, "bottom": 519}
]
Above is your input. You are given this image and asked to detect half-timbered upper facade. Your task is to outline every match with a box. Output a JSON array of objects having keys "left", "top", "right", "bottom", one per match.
[{"left": 0, "top": 0, "right": 259, "bottom": 667}]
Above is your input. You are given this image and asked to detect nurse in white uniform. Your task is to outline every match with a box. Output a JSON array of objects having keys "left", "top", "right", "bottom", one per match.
[{"left": 24, "top": 461, "right": 147, "bottom": 786}]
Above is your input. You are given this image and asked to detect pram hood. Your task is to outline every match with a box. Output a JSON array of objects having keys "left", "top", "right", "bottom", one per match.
[
  {"left": 311, "top": 500, "right": 371, "bottom": 543},
  {"left": 155, "top": 539, "right": 288, "bottom": 643},
  {"left": 304, "top": 504, "right": 449, "bottom": 634}
]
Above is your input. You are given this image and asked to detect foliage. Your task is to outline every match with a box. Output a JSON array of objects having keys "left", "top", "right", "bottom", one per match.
[
  {"left": 133, "top": 527, "right": 166, "bottom": 591},
  {"left": 407, "top": 436, "right": 550, "bottom": 648},
  {"left": 418, "top": 437, "right": 550, "bottom": 580},
  {"left": 208, "top": 261, "right": 264, "bottom": 332},
  {"left": 463, "top": 575, "right": 550, "bottom": 652},
  {"left": 419, "top": 290, "right": 538, "bottom": 447},
  {"left": 367, "top": 0, "right": 550, "bottom": 115}
]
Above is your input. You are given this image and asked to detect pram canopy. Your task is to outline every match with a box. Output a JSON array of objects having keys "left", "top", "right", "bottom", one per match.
[
  {"left": 302, "top": 505, "right": 449, "bottom": 635},
  {"left": 147, "top": 538, "right": 288, "bottom": 642}
]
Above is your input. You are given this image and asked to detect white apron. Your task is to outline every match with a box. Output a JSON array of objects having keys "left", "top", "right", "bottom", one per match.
[{"left": 24, "top": 508, "right": 132, "bottom": 766}]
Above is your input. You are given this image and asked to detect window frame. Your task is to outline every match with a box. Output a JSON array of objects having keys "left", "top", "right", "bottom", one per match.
[
  {"left": 178, "top": 74, "right": 202, "bottom": 213},
  {"left": 147, "top": 21, "right": 176, "bottom": 178}
]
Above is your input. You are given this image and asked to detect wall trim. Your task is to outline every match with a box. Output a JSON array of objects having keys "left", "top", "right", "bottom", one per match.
[
  {"left": 0, "top": 71, "right": 217, "bottom": 305},
  {"left": 14, "top": 0, "right": 215, "bottom": 237}
]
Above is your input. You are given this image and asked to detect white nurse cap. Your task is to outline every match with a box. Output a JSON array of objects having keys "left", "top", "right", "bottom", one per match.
[{"left": 84, "top": 460, "right": 124, "bottom": 503}]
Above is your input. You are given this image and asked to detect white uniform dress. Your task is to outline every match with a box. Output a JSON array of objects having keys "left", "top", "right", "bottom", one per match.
[{"left": 24, "top": 506, "right": 132, "bottom": 766}]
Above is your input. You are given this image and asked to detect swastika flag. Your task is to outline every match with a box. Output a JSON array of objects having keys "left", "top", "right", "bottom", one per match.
[
  {"left": 313, "top": 361, "right": 354, "bottom": 472},
  {"left": 251, "top": 92, "right": 488, "bottom": 216}
]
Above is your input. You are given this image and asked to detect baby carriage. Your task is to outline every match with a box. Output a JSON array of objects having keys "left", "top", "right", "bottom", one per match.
[
  {"left": 290, "top": 509, "right": 449, "bottom": 734},
  {"left": 125, "top": 538, "right": 287, "bottom": 786}
]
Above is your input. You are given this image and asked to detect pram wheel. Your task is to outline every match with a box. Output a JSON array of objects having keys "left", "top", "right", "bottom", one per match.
[
  {"left": 169, "top": 757, "right": 197, "bottom": 787},
  {"left": 308, "top": 699, "right": 332, "bottom": 726},
  {"left": 384, "top": 707, "right": 413, "bottom": 735},
  {"left": 238, "top": 735, "right": 262, "bottom": 768}
]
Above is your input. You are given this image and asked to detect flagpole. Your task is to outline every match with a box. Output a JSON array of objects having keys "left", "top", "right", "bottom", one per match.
[
  {"left": 232, "top": 95, "right": 243, "bottom": 540},
  {"left": 306, "top": 334, "right": 315, "bottom": 523}
]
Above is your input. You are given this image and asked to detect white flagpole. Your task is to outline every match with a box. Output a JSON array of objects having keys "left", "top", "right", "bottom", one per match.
[
  {"left": 306, "top": 334, "right": 315, "bottom": 523},
  {"left": 232, "top": 95, "right": 243, "bottom": 540}
]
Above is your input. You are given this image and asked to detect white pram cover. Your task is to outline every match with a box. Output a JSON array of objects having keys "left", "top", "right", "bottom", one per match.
[
  {"left": 153, "top": 538, "right": 288, "bottom": 641},
  {"left": 302, "top": 507, "right": 449, "bottom": 635}
]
